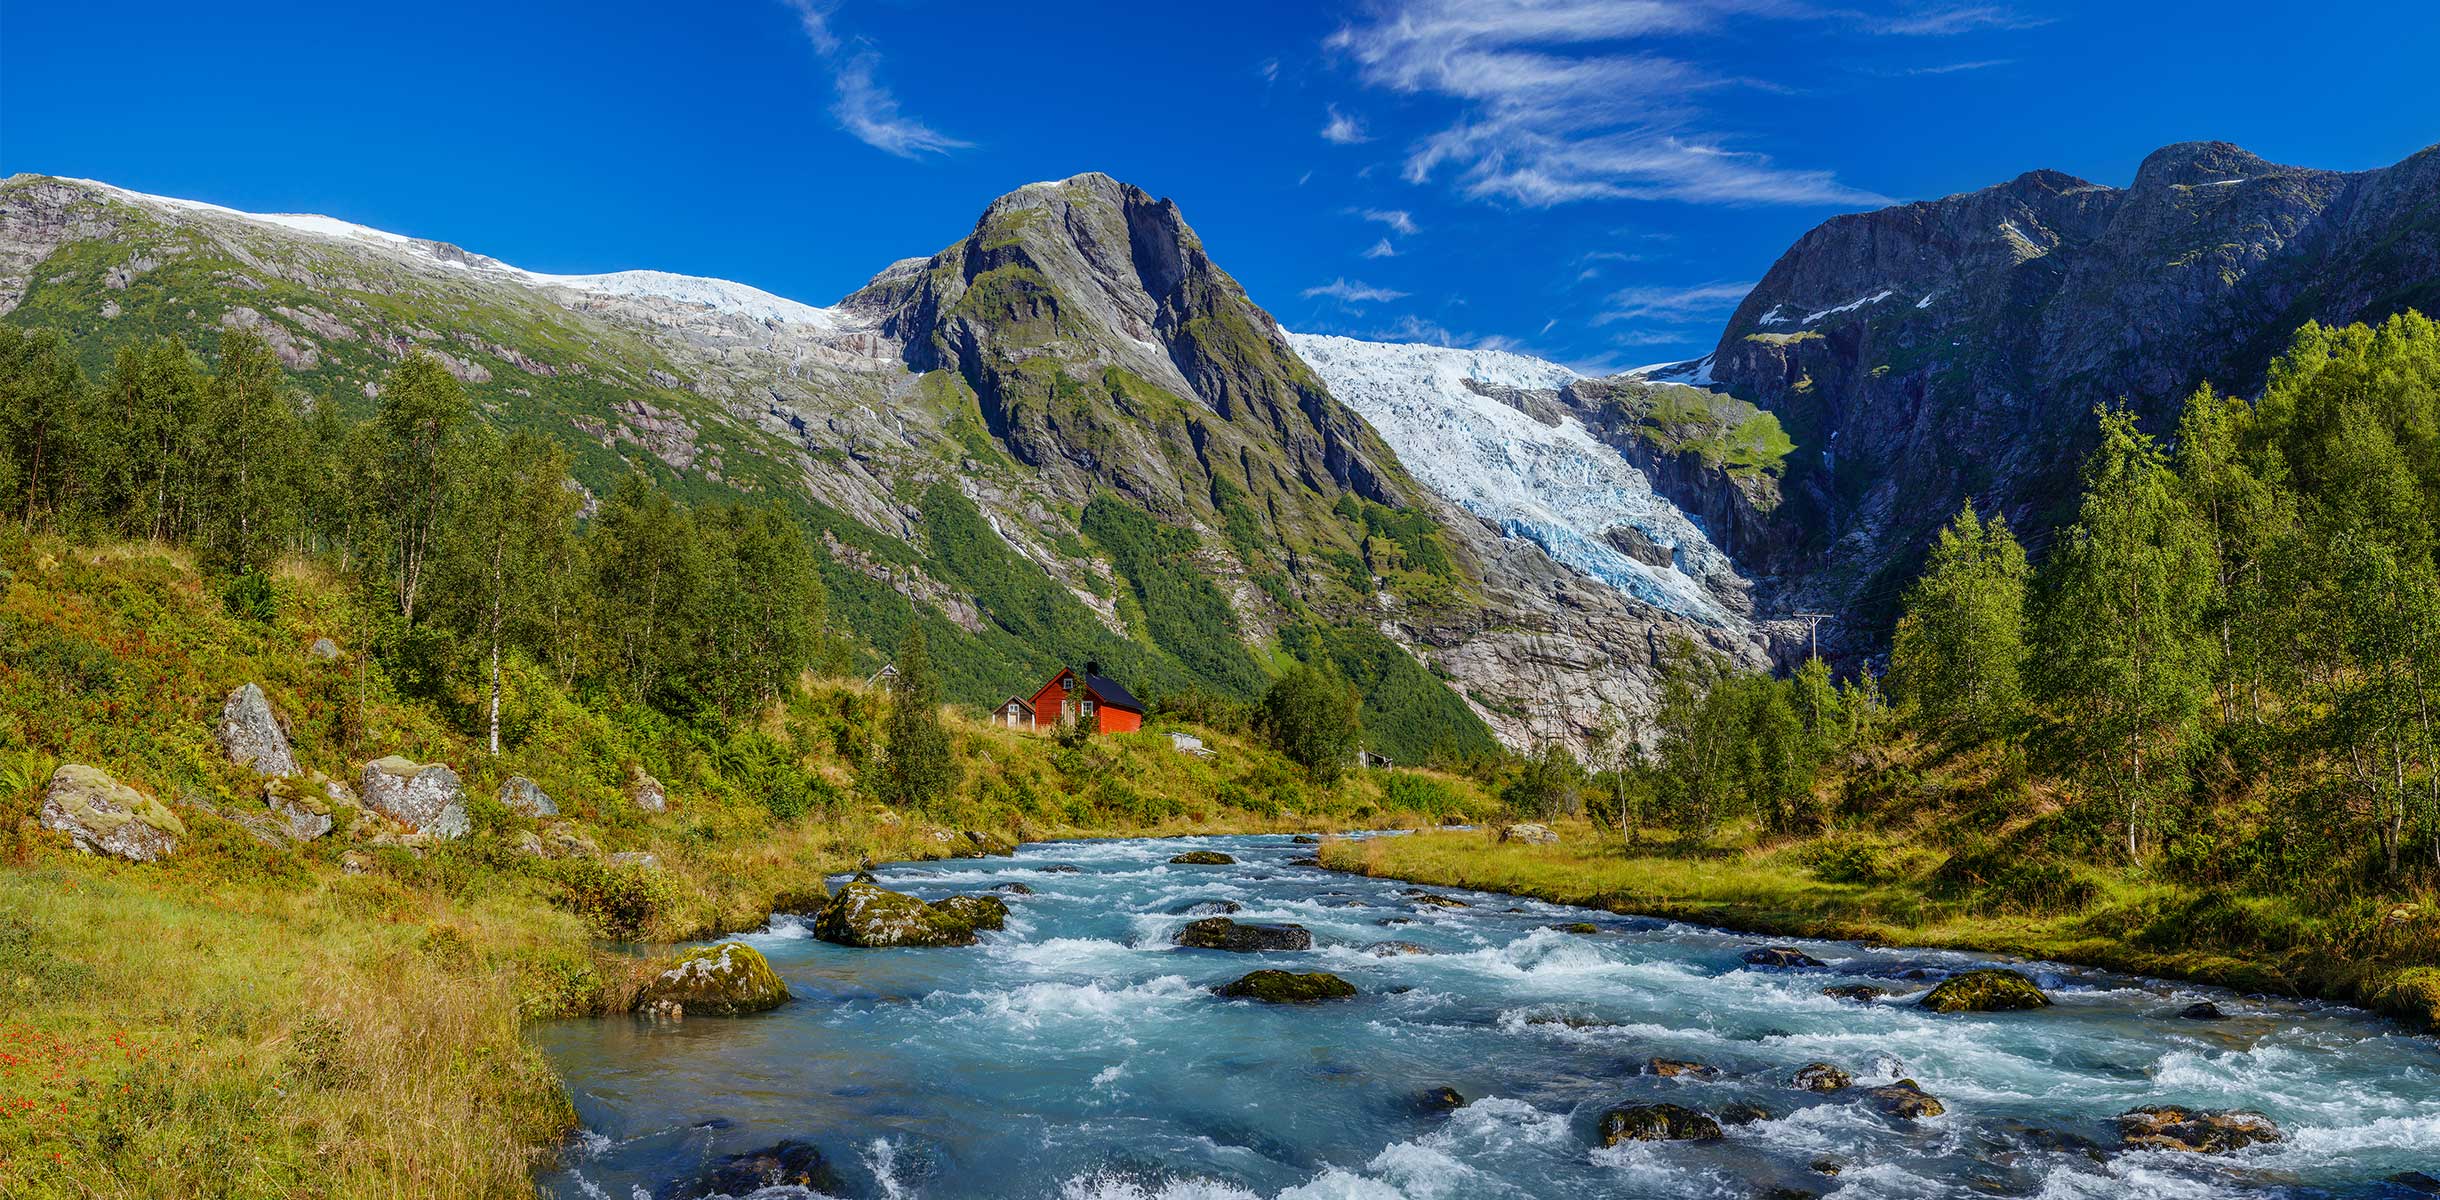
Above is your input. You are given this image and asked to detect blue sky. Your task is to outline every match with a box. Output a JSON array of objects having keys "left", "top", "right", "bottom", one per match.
[{"left": 3, "top": 0, "right": 2434, "bottom": 370}]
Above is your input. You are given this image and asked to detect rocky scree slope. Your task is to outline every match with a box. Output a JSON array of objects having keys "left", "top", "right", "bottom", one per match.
[
  {"left": 1697, "top": 139, "right": 2440, "bottom": 645},
  {"left": 0, "top": 172, "right": 1754, "bottom": 752}
]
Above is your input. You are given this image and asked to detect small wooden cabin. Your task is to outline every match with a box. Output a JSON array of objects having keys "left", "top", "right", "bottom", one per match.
[
  {"left": 1027, "top": 662, "right": 1144, "bottom": 735},
  {"left": 992, "top": 696, "right": 1036, "bottom": 728}
]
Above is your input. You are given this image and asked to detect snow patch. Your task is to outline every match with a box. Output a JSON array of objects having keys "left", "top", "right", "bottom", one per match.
[
  {"left": 75, "top": 178, "right": 845, "bottom": 329},
  {"left": 1802, "top": 289, "right": 1894, "bottom": 324}
]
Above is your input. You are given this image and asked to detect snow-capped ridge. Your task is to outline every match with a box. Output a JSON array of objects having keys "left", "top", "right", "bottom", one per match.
[{"left": 72, "top": 178, "right": 844, "bottom": 329}]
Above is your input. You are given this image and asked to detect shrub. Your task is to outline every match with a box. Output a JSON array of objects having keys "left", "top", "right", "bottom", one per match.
[{"left": 553, "top": 858, "right": 676, "bottom": 940}]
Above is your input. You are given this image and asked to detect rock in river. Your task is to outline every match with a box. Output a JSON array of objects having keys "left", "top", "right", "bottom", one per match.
[
  {"left": 1821, "top": 984, "right": 1888, "bottom": 1003},
  {"left": 1597, "top": 1103, "right": 1722, "bottom": 1144},
  {"left": 814, "top": 881, "right": 987, "bottom": 948},
  {"left": 931, "top": 894, "right": 1011, "bottom": 934},
  {"left": 1650, "top": 1058, "right": 1718, "bottom": 1079},
  {"left": 1864, "top": 1079, "right": 1946, "bottom": 1119},
  {"left": 1742, "top": 947, "right": 1827, "bottom": 969},
  {"left": 1176, "top": 917, "right": 1312, "bottom": 952},
  {"left": 1792, "top": 1062, "right": 1852, "bottom": 1092},
  {"left": 2177, "top": 1001, "right": 2228, "bottom": 1020},
  {"left": 216, "top": 683, "right": 298, "bottom": 778},
  {"left": 1169, "top": 850, "right": 1236, "bottom": 865},
  {"left": 1920, "top": 968, "right": 2052, "bottom": 1013},
  {"left": 40, "top": 765, "right": 183, "bottom": 862},
  {"left": 1216, "top": 970, "right": 1357, "bottom": 1003},
  {"left": 660, "top": 1138, "right": 842, "bottom": 1199},
  {"left": 2116, "top": 1105, "right": 2283, "bottom": 1153},
  {"left": 632, "top": 942, "right": 791, "bottom": 1017}
]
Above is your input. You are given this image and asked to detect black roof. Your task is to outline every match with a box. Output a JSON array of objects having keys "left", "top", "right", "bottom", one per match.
[{"left": 1081, "top": 672, "right": 1145, "bottom": 713}]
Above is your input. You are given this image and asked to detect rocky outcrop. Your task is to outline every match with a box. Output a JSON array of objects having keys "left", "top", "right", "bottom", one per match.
[
  {"left": 1169, "top": 850, "right": 1235, "bottom": 865},
  {"left": 1920, "top": 968, "right": 2052, "bottom": 1013},
  {"left": 1175, "top": 917, "right": 1312, "bottom": 952},
  {"left": 2116, "top": 1106, "right": 2282, "bottom": 1153},
  {"left": 497, "top": 776, "right": 556, "bottom": 818},
  {"left": 40, "top": 765, "right": 183, "bottom": 861},
  {"left": 1705, "top": 140, "right": 2440, "bottom": 650},
  {"left": 1215, "top": 969, "right": 1357, "bottom": 1002},
  {"left": 812, "top": 881, "right": 985, "bottom": 948},
  {"left": 1792, "top": 1063, "right": 1852, "bottom": 1092},
  {"left": 1597, "top": 1103, "right": 1722, "bottom": 1144},
  {"left": 358, "top": 757, "right": 467, "bottom": 838},
  {"left": 215, "top": 684, "right": 298, "bottom": 778},
  {"left": 632, "top": 942, "right": 790, "bottom": 1017}
]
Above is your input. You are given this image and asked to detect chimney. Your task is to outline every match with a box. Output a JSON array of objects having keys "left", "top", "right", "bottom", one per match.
[{"left": 1085, "top": 660, "right": 1102, "bottom": 679}]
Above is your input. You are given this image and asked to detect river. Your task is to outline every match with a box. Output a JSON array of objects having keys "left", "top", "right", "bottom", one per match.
[{"left": 535, "top": 833, "right": 2440, "bottom": 1199}]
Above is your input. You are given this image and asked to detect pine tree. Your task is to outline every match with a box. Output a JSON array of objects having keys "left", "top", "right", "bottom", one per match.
[
  {"left": 2040, "top": 406, "right": 2218, "bottom": 864},
  {"left": 1890, "top": 500, "right": 2029, "bottom": 740},
  {"left": 874, "top": 623, "right": 959, "bottom": 807}
]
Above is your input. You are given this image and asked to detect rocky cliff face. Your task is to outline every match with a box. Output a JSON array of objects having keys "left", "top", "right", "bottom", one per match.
[{"left": 1705, "top": 140, "right": 2440, "bottom": 643}]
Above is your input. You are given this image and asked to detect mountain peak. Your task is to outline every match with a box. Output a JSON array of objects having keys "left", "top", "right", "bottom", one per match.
[{"left": 2132, "top": 140, "right": 2278, "bottom": 189}]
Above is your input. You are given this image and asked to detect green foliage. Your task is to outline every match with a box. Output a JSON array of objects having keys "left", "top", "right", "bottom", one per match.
[
  {"left": 1258, "top": 661, "right": 1362, "bottom": 784},
  {"left": 551, "top": 858, "right": 676, "bottom": 941},
  {"left": 1502, "top": 743, "right": 1585, "bottom": 820},
  {"left": 1081, "top": 493, "right": 1268, "bottom": 697},
  {"left": 1890, "top": 500, "right": 2029, "bottom": 740},
  {"left": 1280, "top": 622, "right": 1498, "bottom": 765},
  {"left": 874, "top": 624, "right": 961, "bottom": 807}
]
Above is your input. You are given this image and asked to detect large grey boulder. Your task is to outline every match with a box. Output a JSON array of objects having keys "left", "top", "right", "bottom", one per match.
[
  {"left": 1498, "top": 823, "right": 1559, "bottom": 845},
  {"left": 358, "top": 756, "right": 468, "bottom": 838},
  {"left": 216, "top": 683, "right": 298, "bottom": 778},
  {"left": 40, "top": 765, "right": 184, "bottom": 861},
  {"left": 497, "top": 775, "right": 557, "bottom": 818}
]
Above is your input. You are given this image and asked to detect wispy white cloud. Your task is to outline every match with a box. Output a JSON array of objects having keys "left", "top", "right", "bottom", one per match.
[
  {"left": 1363, "top": 237, "right": 1399, "bottom": 258},
  {"left": 1595, "top": 279, "right": 1754, "bottom": 323},
  {"left": 1903, "top": 57, "right": 2012, "bottom": 74},
  {"left": 1321, "top": 105, "right": 1372, "bottom": 144},
  {"left": 1879, "top": 5, "right": 2049, "bottom": 35},
  {"left": 1304, "top": 277, "right": 1411, "bottom": 303},
  {"left": 1358, "top": 208, "right": 1420, "bottom": 235},
  {"left": 1324, "top": 0, "right": 1892, "bottom": 208},
  {"left": 779, "top": 0, "right": 968, "bottom": 158}
]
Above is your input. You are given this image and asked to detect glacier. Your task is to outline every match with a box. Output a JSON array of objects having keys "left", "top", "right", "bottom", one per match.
[{"left": 1287, "top": 333, "right": 1747, "bottom": 630}]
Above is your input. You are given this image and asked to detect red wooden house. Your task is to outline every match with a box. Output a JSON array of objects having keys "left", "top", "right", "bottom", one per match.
[{"left": 1024, "top": 662, "right": 1144, "bottom": 734}]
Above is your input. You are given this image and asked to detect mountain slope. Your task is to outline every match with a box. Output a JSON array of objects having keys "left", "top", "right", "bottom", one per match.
[
  {"left": 1697, "top": 139, "right": 2440, "bottom": 641},
  {"left": 0, "top": 171, "right": 1758, "bottom": 754}
]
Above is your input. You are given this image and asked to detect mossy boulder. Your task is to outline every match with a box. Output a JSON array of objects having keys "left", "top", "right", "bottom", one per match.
[
  {"left": 769, "top": 882, "right": 831, "bottom": 915},
  {"left": 1498, "top": 823, "right": 1559, "bottom": 845},
  {"left": 930, "top": 894, "right": 1010, "bottom": 934},
  {"left": 812, "top": 881, "right": 980, "bottom": 947},
  {"left": 1414, "top": 1086, "right": 1465, "bottom": 1112},
  {"left": 1366, "top": 940, "right": 1431, "bottom": 957},
  {"left": 39, "top": 765, "right": 184, "bottom": 862},
  {"left": 1821, "top": 984, "right": 1888, "bottom": 1003},
  {"left": 1597, "top": 1103, "right": 1722, "bottom": 1144},
  {"left": 1919, "top": 968, "right": 2052, "bottom": 1013},
  {"left": 262, "top": 777, "right": 334, "bottom": 841},
  {"left": 1216, "top": 969, "right": 1356, "bottom": 1003},
  {"left": 1169, "top": 850, "right": 1236, "bottom": 865},
  {"left": 1650, "top": 1058, "right": 1718, "bottom": 1079},
  {"left": 958, "top": 830, "right": 1018, "bottom": 857},
  {"left": 1176, "top": 917, "right": 1312, "bottom": 952},
  {"left": 497, "top": 775, "right": 557, "bottom": 818},
  {"left": 1554, "top": 922, "right": 1602, "bottom": 935},
  {"left": 1792, "top": 1062, "right": 1852, "bottom": 1092},
  {"left": 2116, "top": 1106, "right": 2282, "bottom": 1153},
  {"left": 632, "top": 942, "right": 790, "bottom": 1016},
  {"left": 1405, "top": 890, "right": 1469, "bottom": 909},
  {"left": 1863, "top": 1079, "right": 1945, "bottom": 1119},
  {"left": 215, "top": 683, "right": 298, "bottom": 778}
]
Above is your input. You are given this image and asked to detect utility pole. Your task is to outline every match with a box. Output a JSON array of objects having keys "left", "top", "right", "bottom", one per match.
[{"left": 1794, "top": 612, "right": 1833, "bottom": 661}]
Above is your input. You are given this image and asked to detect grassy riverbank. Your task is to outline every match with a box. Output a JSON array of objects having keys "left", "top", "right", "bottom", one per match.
[
  {"left": 1320, "top": 822, "right": 2440, "bottom": 1030},
  {"left": 0, "top": 539, "right": 1491, "bottom": 1199}
]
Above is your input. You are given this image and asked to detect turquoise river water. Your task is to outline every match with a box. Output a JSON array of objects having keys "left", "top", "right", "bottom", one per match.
[{"left": 535, "top": 833, "right": 2440, "bottom": 1199}]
